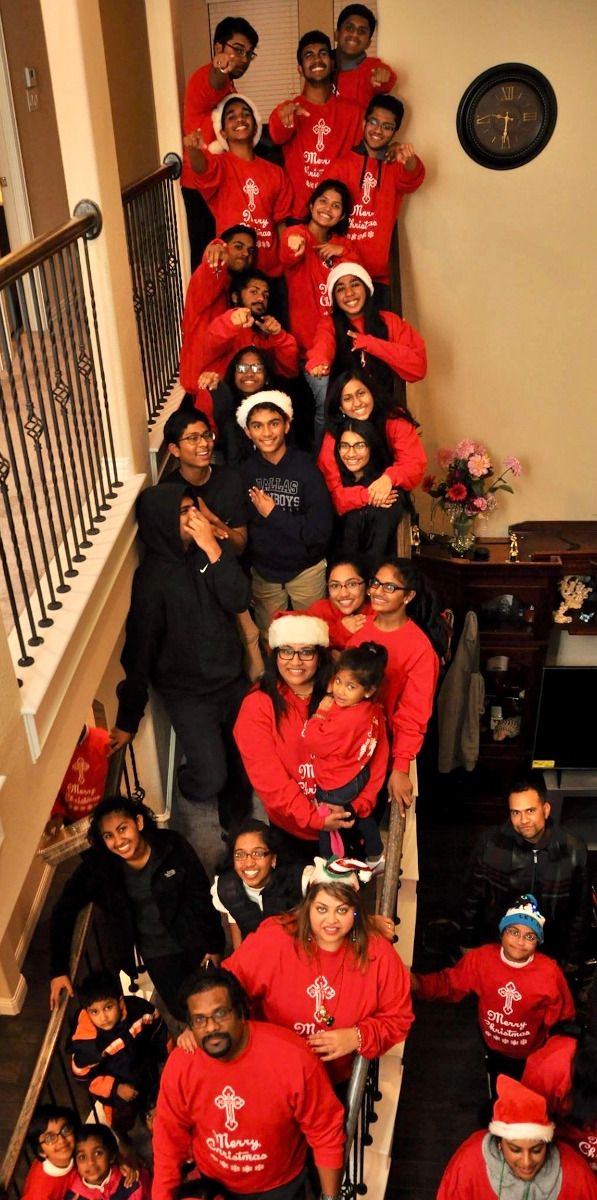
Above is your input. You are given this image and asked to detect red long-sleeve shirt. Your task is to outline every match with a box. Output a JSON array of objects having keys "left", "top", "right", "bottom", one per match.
[
  {"left": 23, "top": 1162, "right": 77, "bottom": 1200},
  {"left": 349, "top": 617, "right": 439, "bottom": 771},
  {"left": 152, "top": 1022, "right": 345, "bottom": 1198},
  {"left": 306, "top": 309, "right": 427, "bottom": 383},
  {"left": 279, "top": 225, "right": 361, "bottom": 356},
  {"left": 179, "top": 240, "right": 230, "bottom": 393},
  {"left": 437, "top": 1130, "right": 597, "bottom": 1200},
  {"left": 181, "top": 64, "right": 235, "bottom": 190},
  {"left": 416, "top": 943, "right": 575, "bottom": 1059},
  {"left": 328, "top": 149, "right": 425, "bottom": 282},
  {"left": 226, "top": 918, "right": 413, "bottom": 1082},
  {"left": 307, "top": 598, "right": 373, "bottom": 652},
  {"left": 522, "top": 1036, "right": 597, "bottom": 1172},
  {"left": 234, "top": 685, "right": 324, "bottom": 840},
  {"left": 191, "top": 150, "right": 293, "bottom": 277},
  {"left": 303, "top": 698, "right": 388, "bottom": 815},
  {"left": 333, "top": 59, "right": 397, "bottom": 110},
  {"left": 269, "top": 94, "right": 362, "bottom": 218},
  {"left": 317, "top": 418, "right": 427, "bottom": 516},
  {"left": 201, "top": 309, "right": 299, "bottom": 379}
]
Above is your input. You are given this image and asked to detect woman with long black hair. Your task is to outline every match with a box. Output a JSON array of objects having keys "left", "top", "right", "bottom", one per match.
[{"left": 330, "top": 418, "right": 404, "bottom": 572}]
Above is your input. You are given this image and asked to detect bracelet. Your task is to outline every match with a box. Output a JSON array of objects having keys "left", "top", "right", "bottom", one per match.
[
  {"left": 353, "top": 1024, "right": 362, "bottom": 1053},
  {"left": 320, "top": 1195, "right": 340, "bottom": 1200}
]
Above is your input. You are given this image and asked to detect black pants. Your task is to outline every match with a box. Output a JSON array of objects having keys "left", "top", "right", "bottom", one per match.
[
  {"left": 483, "top": 1043, "right": 526, "bottom": 1100},
  {"left": 319, "top": 810, "right": 383, "bottom": 859},
  {"left": 160, "top": 675, "right": 252, "bottom": 829},
  {"left": 198, "top": 1169, "right": 306, "bottom": 1199},
  {"left": 182, "top": 186, "right": 216, "bottom": 274}
]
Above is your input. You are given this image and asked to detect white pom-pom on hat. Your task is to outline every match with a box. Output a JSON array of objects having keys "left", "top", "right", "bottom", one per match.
[
  {"left": 268, "top": 613, "right": 329, "bottom": 649},
  {"left": 326, "top": 261, "right": 374, "bottom": 304},
  {"left": 236, "top": 390, "right": 293, "bottom": 430},
  {"left": 209, "top": 92, "right": 263, "bottom": 154}
]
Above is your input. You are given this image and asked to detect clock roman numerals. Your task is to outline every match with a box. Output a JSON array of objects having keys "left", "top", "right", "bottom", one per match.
[{"left": 523, "top": 111, "right": 538, "bottom": 121}]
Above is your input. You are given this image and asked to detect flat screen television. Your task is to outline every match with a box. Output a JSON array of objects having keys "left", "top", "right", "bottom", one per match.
[{"left": 532, "top": 666, "right": 597, "bottom": 770}]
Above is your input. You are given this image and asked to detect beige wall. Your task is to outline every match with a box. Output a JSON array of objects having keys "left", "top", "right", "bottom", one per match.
[
  {"left": 0, "top": 0, "right": 68, "bottom": 235},
  {"left": 378, "top": 0, "right": 597, "bottom": 534},
  {"left": 99, "top": 0, "right": 159, "bottom": 186}
]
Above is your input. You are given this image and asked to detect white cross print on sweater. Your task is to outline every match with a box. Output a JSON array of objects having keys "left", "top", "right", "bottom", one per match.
[
  {"left": 242, "top": 178, "right": 259, "bottom": 212},
  {"left": 306, "top": 974, "right": 335, "bottom": 1022},
  {"left": 497, "top": 980, "right": 522, "bottom": 1015},
  {"left": 214, "top": 1084, "right": 245, "bottom": 1130},
  {"left": 361, "top": 171, "right": 377, "bottom": 205},
  {"left": 313, "top": 117, "right": 331, "bottom": 152}
]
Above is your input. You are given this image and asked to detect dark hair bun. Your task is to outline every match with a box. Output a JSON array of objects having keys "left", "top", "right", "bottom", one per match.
[{"left": 360, "top": 641, "right": 388, "bottom": 668}]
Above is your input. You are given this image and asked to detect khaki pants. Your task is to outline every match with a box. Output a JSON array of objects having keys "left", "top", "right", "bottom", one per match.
[{"left": 251, "top": 559, "right": 327, "bottom": 641}]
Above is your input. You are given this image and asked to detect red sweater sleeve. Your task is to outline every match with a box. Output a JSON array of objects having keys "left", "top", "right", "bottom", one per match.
[
  {"left": 356, "top": 938, "right": 414, "bottom": 1058},
  {"left": 203, "top": 309, "right": 240, "bottom": 364},
  {"left": 264, "top": 328, "right": 300, "bottom": 377},
  {"left": 391, "top": 630, "right": 439, "bottom": 771},
  {"left": 415, "top": 950, "right": 482, "bottom": 1003},
  {"left": 383, "top": 418, "right": 427, "bottom": 491},
  {"left": 305, "top": 316, "right": 337, "bottom": 374},
  {"left": 351, "top": 311, "right": 427, "bottom": 383},
  {"left": 317, "top": 432, "right": 370, "bottom": 515},
  {"left": 288, "top": 1054, "right": 346, "bottom": 1169},
  {"left": 233, "top": 692, "right": 325, "bottom": 837},
  {"left": 184, "top": 66, "right": 233, "bottom": 135},
  {"left": 394, "top": 155, "right": 425, "bottom": 195}
]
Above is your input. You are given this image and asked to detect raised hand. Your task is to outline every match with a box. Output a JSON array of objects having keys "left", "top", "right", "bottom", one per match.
[
  {"left": 205, "top": 242, "right": 229, "bottom": 270},
  {"left": 371, "top": 65, "right": 392, "bottom": 88},
  {"left": 248, "top": 486, "right": 276, "bottom": 517},
  {"left": 386, "top": 141, "right": 416, "bottom": 169},
  {"left": 308, "top": 362, "right": 330, "bottom": 378},
  {"left": 278, "top": 99, "right": 310, "bottom": 129},
  {"left": 183, "top": 129, "right": 206, "bottom": 152},
  {"left": 230, "top": 306, "right": 254, "bottom": 328},
  {"left": 287, "top": 232, "right": 307, "bottom": 257},
  {"left": 212, "top": 48, "right": 236, "bottom": 75},
  {"left": 197, "top": 371, "right": 220, "bottom": 391},
  {"left": 255, "top": 315, "right": 281, "bottom": 337}
]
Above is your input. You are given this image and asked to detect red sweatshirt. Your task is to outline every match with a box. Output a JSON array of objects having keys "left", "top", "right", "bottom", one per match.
[
  {"left": 181, "top": 64, "right": 235, "bottom": 190},
  {"left": 523, "top": 1036, "right": 597, "bottom": 1172},
  {"left": 279, "top": 225, "right": 361, "bottom": 356},
  {"left": 317, "top": 418, "right": 427, "bottom": 516},
  {"left": 437, "top": 1130, "right": 597, "bottom": 1200},
  {"left": 179, "top": 240, "right": 230, "bottom": 393},
  {"left": 51, "top": 726, "right": 109, "bottom": 822},
  {"left": 305, "top": 309, "right": 427, "bottom": 383},
  {"left": 333, "top": 58, "right": 397, "bottom": 110},
  {"left": 152, "top": 1022, "right": 345, "bottom": 1199},
  {"left": 226, "top": 918, "right": 413, "bottom": 1083},
  {"left": 234, "top": 685, "right": 324, "bottom": 840},
  {"left": 307, "top": 598, "right": 373, "bottom": 652},
  {"left": 23, "top": 1162, "right": 77, "bottom": 1200},
  {"left": 328, "top": 149, "right": 425, "bottom": 282},
  {"left": 202, "top": 308, "right": 299, "bottom": 379},
  {"left": 416, "top": 943, "right": 575, "bottom": 1059},
  {"left": 349, "top": 617, "right": 439, "bottom": 771},
  {"left": 269, "top": 94, "right": 362, "bottom": 218},
  {"left": 192, "top": 149, "right": 293, "bottom": 277},
  {"left": 303, "top": 698, "right": 389, "bottom": 815}
]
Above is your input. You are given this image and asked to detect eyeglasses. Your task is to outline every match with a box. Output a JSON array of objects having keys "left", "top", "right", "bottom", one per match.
[
  {"left": 328, "top": 579, "right": 364, "bottom": 593},
  {"left": 504, "top": 928, "right": 538, "bottom": 943},
  {"left": 189, "top": 1006, "right": 234, "bottom": 1029},
  {"left": 39, "top": 1125, "right": 74, "bottom": 1147},
  {"left": 225, "top": 42, "right": 257, "bottom": 61},
  {"left": 369, "top": 578, "right": 408, "bottom": 594},
  {"left": 277, "top": 646, "right": 317, "bottom": 661},
  {"left": 339, "top": 440, "right": 368, "bottom": 453},
  {"left": 179, "top": 431, "right": 216, "bottom": 445},
  {"left": 366, "top": 116, "right": 397, "bottom": 133},
  {"left": 233, "top": 849, "right": 271, "bottom": 861},
  {"left": 235, "top": 363, "right": 264, "bottom": 374}
]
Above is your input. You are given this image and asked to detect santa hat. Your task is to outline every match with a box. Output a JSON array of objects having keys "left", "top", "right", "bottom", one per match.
[
  {"left": 326, "top": 261, "right": 374, "bottom": 303},
  {"left": 489, "top": 1075, "right": 555, "bottom": 1142},
  {"left": 209, "top": 93, "right": 263, "bottom": 154},
  {"left": 499, "top": 894, "right": 545, "bottom": 944},
  {"left": 268, "top": 613, "right": 329, "bottom": 649},
  {"left": 304, "top": 855, "right": 372, "bottom": 890},
  {"left": 236, "top": 390, "right": 293, "bottom": 430}
]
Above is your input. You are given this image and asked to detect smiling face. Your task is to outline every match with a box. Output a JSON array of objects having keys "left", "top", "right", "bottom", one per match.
[
  {"left": 239, "top": 277, "right": 269, "bottom": 318},
  {"left": 368, "top": 565, "right": 415, "bottom": 618},
  {"left": 508, "top": 789, "right": 550, "bottom": 844},
  {"left": 233, "top": 830, "right": 276, "bottom": 889},
  {"left": 309, "top": 888, "right": 355, "bottom": 951},
  {"left": 226, "top": 231, "right": 255, "bottom": 273},
  {"left": 222, "top": 100, "right": 256, "bottom": 145},
  {"left": 213, "top": 32, "right": 255, "bottom": 79},
  {"left": 501, "top": 922, "right": 539, "bottom": 965},
  {"left": 85, "top": 996, "right": 124, "bottom": 1033},
  {"left": 334, "top": 274, "right": 368, "bottom": 318},
  {"left": 299, "top": 42, "right": 333, "bottom": 85},
  {"left": 276, "top": 644, "right": 319, "bottom": 693},
  {"left": 363, "top": 106, "right": 398, "bottom": 153},
  {"left": 310, "top": 188, "right": 345, "bottom": 231},
  {"left": 234, "top": 351, "right": 267, "bottom": 396},
  {"left": 339, "top": 376, "right": 375, "bottom": 420},
  {"left": 338, "top": 429, "right": 371, "bottom": 478},
  {"left": 499, "top": 1138, "right": 547, "bottom": 1182},
  {"left": 327, "top": 562, "right": 366, "bottom": 616},
  {"left": 38, "top": 1120, "right": 76, "bottom": 1169},
  {"left": 336, "top": 15, "right": 372, "bottom": 57},
  {"left": 75, "top": 1137, "right": 113, "bottom": 1187},
  {"left": 245, "top": 406, "right": 289, "bottom": 461},
  {"left": 98, "top": 811, "right": 148, "bottom": 865},
  {"left": 170, "top": 420, "right": 214, "bottom": 475}
]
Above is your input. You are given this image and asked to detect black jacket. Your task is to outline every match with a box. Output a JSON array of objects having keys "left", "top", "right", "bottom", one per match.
[
  {"left": 50, "top": 828, "right": 225, "bottom": 980},
  {"left": 116, "top": 483, "right": 250, "bottom": 733},
  {"left": 240, "top": 446, "right": 333, "bottom": 582},
  {"left": 215, "top": 861, "right": 305, "bottom": 940},
  {"left": 460, "top": 817, "right": 591, "bottom": 965}
]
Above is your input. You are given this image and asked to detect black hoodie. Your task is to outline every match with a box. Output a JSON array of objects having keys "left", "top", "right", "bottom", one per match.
[{"left": 116, "top": 484, "right": 250, "bottom": 733}]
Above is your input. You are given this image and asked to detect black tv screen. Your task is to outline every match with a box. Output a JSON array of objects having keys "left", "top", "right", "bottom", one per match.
[{"left": 532, "top": 666, "right": 597, "bottom": 770}]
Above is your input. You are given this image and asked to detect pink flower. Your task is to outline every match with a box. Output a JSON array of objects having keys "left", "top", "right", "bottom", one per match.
[
  {"left": 421, "top": 474, "right": 436, "bottom": 494},
  {"left": 472, "top": 496, "right": 487, "bottom": 511},
  {"left": 504, "top": 456, "right": 522, "bottom": 477},
  {"left": 455, "top": 439, "right": 477, "bottom": 459},
  {"left": 468, "top": 453, "right": 492, "bottom": 478},
  {"left": 447, "top": 483, "right": 467, "bottom": 501},
  {"left": 436, "top": 447, "right": 454, "bottom": 469}
]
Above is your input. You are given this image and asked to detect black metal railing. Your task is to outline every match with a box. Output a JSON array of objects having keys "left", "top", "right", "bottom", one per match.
[
  {"left": 0, "top": 202, "right": 122, "bottom": 675},
  {"left": 121, "top": 154, "right": 184, "bottom": 426}
]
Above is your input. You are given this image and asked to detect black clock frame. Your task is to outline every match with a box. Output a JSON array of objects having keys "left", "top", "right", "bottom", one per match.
[{"left": 456, "top": 62, "right": 557, "bottom": 170}]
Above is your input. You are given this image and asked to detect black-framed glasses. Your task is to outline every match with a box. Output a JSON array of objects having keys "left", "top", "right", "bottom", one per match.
[
  {"left": 277, "top": 646, "right": 317, "bottom": 661},
  {"left": 225, "top": 42, "right": 257, "bottom": 61},
  {"left": 179, "top": 431, "right": 216, "bottom": 445},
  {"left": 39, "top": 1125, "right": 74, "bottom": 1147},
  {"left": 189, "top": 1006, "right": 234, "bottom": 1029},
  {"left": 366, "top": 116, "right": 397, "bottom": 133},
  {"left": 369, "top": 578, "right": 408, "bottom": 594},
  {"left": 339, "top": 440, "right": 368, "bottom": 453},
  {"left": 233, "top": 849, "right": 271, "bottom": 861},
  {"left": 328, "top": 579, "right": 364, "bottom": 593},
  {"left": 235, "top": 363, "right": 263, "bottom": 374}
]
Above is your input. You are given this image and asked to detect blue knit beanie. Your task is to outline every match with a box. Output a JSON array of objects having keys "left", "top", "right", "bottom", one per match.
[{"left": 499, "top": 894, "right": 545, "bottom": 944}]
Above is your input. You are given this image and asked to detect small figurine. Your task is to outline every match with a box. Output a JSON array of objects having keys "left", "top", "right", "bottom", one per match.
[
  {"left": 553, "top": 575, "right": 592, "bottom": 624},
  {"left": 508, "top": 531, "right": 519, "bottom": 562}
]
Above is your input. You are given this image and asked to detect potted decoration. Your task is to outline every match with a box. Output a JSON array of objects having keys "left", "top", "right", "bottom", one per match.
[{"left": 421, "top": 441, "right": 522, "bottom": 556}]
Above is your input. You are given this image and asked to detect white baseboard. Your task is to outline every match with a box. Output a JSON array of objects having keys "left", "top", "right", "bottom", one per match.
[
  {"left": 0, "top": 972, "right": 28, "bottom": 1014},
  {"left": 15, "top": 863, "right": 54, "bottom": 968}
]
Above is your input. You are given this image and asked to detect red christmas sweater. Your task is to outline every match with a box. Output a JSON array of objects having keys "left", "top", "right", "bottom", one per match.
[
  {"left": 152, "top": 1021, "right": 345, "bottom": 1198},
  {"left": 333, "top": 58, "right": 397, "bottom": 110},
  {"left": 51, "top": 726, "right": 109, "bottom": 822},
  {"left": 226, "top": 918, "right": 413, "bottom": 1083},
  {"left": 307, "top": 597, "right": 373, "bottom": 652},
  {"left": 523, "top": 1036, "right": 597, "bottom": 1173},
  {"left": 303, "top": 698, "right": 388, "bottom": 813},
  {"left": 279, "top": 225, "right": 361, "bottom": 356},
  {"left": 234, "top": 685, "right": 324, "bottom": 840},
  {"left": 192, "top": 149, "right": 293, "bottom": 277},
  {"left": 328, "top": 149, "right": 425, "bottom": 282},
  {"left": 179, "top": 240, "right": 231, "bottom": 393},
  {"left": 416, "top": 944, "right": 575, "bottom": 1059},
  {"left": 349, "top": 617, "right": 439, "bottom": 771},
  {"left": 305, "top": 309, "right": 427, "bottom": 383},
  {"left": 317, "top": 418, "right": 427, "bottom": 516},
  {"left": 202, "top": 308, "right": 299, "bottom": 379},
  {"left": 181, "top": 63, "right": 235, "bottom": 190},
  {"left": 437, "top": 1130, "right": 597, "bottom": 1199},
  {"left": 23, "top": 1162, "right": 77, "bottom": 1200},
  {"left": 269, "top": 94, "right": 362, "bottom": 218}
]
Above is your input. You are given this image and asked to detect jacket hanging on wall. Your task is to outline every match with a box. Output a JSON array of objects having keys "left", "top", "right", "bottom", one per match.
[{"left": 437, "top": 610, "right": 485, "bottom": 773}]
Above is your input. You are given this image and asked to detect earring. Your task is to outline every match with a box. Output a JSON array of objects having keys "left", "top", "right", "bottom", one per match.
[{"left": 351, "top": 928, "right": 357, "bottom": 942}]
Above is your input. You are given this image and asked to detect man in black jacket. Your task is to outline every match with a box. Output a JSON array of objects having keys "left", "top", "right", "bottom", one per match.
[
  {"left": 460, "top": 771, "right": 591, "bottom": 972},
  {"left": 49, "top": 797, "right": 225, "bottom": 1020},
  {"left": 109, "top": 483, "right": 252, "bottom": 828}
]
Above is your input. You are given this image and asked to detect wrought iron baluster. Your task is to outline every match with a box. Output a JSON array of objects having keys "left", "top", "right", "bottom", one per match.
[
  {"left": 61, "top": 242, "right": 106, "bottom": 525},
  {"left": 76, "top": 239, "right": 120, "bottom": 494}
]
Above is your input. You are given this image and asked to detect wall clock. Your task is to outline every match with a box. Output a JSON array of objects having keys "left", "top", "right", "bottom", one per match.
[{"left": 457, "top": 63, "right": 557, "bottom": 169}]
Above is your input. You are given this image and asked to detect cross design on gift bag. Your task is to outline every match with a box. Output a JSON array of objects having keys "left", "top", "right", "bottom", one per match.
[
  {"left": 498, "top": 981, "right": 522, "bottom": 1015},
  {"left": 313, "top": 118, "right": 331, "bottom": 152},
  {"left": 307, "top": 974, "right": 335, "bottom": 1022},
  {"left": 243, "top": 178, "right": 259, "bottom": 212},
  {"left": 214, "top": 1085, "right": 245, "bottom": 1131},
  {"left": 361, "top": 171, "right": 377, "bottom": 205}
]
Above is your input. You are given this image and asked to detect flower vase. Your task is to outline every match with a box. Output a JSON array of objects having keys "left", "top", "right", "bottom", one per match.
[{"left": 449, "top": 512, "right": 477, "bottom": 558}]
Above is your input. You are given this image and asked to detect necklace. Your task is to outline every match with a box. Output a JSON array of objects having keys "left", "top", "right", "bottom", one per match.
[{"left": 313, "top": 944, "right": 348, "bottom": 1027}]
